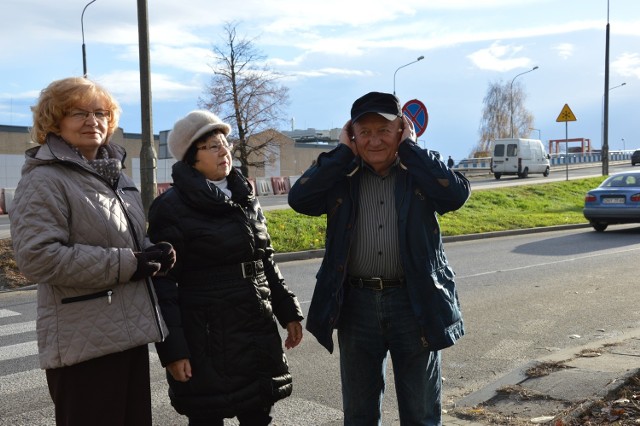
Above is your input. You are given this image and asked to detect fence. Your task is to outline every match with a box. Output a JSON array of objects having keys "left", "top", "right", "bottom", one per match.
[{"left": 454, "top": 152, "right": 632, "bottom": 172}]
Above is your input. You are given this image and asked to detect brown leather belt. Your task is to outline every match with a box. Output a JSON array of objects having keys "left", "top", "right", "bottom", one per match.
[{"left": 348, "top": 276, "right": 404, "bottom": 290}]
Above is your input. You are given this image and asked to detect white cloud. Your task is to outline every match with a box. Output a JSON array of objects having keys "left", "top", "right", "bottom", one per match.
[
  {"left": 612, "top": 52, "right": 640, "bottom": 79},
  {"left": 149, "top": 45, "right": 214, "bottom": 74},
  {"left": 289, "top": 68, "right": 375, "bottom": 79},
  {"left": 0, "top": 90, "right": 40, "bottom": 101},
  {"left": 554, "top": 43, "right": 574, "bottom": 60},
  {"left": 93, "top": 71, "right": 202, "bottom": 104},
  {"left": 467, "top": 41, "right": 532, "bottom": 71}
]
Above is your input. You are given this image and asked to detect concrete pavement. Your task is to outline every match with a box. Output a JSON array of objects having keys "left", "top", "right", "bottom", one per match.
[{"left": 445, "top": 328, "right": 640, "bottom": 424}]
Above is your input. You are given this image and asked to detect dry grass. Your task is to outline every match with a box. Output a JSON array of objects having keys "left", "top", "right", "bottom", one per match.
[
  {"left": 0, "top": 239, "right": 31, "bottom": 290},
  {"left": 526, "top": 361, "right": 574, "bottom": 378}
]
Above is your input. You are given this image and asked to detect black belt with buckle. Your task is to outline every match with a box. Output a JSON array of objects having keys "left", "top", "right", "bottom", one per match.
[
  {"left": 211, "top": 260, "right": 264, "bottom": 280},
  {"left": 348, "top": 276, "right": 405, "bottom": 290}
]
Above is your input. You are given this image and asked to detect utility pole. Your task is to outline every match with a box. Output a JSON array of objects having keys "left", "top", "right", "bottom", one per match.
[
  {"left": 137, "top": 0, "right": 157, "bottom": 216},
  {"left": 602, "top": 0, "right": 611, "bottom": 176}
]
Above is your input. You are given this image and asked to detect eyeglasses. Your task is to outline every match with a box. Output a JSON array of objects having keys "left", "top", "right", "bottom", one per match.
[
  {"left": 196, "top": 141, "right": 233, "bottom": 153},
  {"left": 67, "top": 109, "right": 111, "bottom": 121}
]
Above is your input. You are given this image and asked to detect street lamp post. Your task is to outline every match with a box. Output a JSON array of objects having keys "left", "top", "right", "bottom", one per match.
[
  {"left": 393, "top": 56, "right": 424, "bottom": 95},
  {"left": 510, "top": 66, "right": 538, "bottom": 138},
  {"left": 529, "top": 128, "right": 541, "bottom": 140},
  {"left": 622, "top": 138, "right": 625, "bottom": 151},
  {"left": 81, "top": 0, "right": 97, "bottom": 77},
  {"left": 600, "top": 82, "right": 626, "bottom": 154}
]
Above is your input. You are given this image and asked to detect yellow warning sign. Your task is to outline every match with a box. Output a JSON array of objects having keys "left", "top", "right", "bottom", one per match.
[{"left": 556, "top": 104, "right": 577, "bottom": 122}]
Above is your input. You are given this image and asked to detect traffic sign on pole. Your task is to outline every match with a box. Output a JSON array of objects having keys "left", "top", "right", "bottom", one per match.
[
  {"left": 402, "top": 99, "right": 428, "bottom": 137},
  {"left": 556, "top": 104, "right": 577, "bottom": 122}
]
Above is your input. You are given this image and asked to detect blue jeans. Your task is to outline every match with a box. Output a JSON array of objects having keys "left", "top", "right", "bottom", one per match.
[{"left": 337, "top": 286, "right": 442, "bottom": 426}]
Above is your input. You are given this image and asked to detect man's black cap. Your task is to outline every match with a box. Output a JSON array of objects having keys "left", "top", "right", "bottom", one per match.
[{"left": 350, "top": 91, "right": 402, "bottom": 123}]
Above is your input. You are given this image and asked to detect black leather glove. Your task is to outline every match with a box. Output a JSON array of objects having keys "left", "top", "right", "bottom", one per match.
[
  {"left": 131, "top": 250, "right": 163, "bottom": 281},
  {"left": 147, "top": 242, "right": 176, "bottom": 273}
]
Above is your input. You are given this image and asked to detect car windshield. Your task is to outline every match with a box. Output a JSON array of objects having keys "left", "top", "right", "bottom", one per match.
[{"left": 601, "top": 174, "right": 640, "bottom": 188}]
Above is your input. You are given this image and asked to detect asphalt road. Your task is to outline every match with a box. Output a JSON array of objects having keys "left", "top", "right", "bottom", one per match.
[{"left": 2, "top": 225, "right": 640, "bottom": 425}]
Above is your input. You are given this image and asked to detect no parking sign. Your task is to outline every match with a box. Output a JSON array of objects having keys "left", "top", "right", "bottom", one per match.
[{"left": 402, "top": 99, "right": 428, "bottom": 137}]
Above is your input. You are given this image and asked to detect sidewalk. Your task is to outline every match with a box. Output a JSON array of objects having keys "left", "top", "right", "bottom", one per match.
[{"left": 444, "top": 328, "right": 640, "bottom": 424}]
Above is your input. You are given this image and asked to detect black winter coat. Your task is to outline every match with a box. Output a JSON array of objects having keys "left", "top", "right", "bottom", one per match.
[{"left": 148, "top": 162, "right": 304, "bottom": 419}]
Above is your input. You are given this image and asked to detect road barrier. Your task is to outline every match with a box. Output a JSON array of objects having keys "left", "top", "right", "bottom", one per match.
[
  {"left": 0, "top": 188, "right": 14, "bottom": 215},
  {"left": 255, "top": 178, "right": 274, "bottom": 196},
  {"left": 454, "top": 152, "right": 632, "bottom": 172}
]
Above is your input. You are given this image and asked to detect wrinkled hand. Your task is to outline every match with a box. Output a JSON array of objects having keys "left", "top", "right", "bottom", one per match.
[
  {"left": 167, "top": 358, "right": 192, "bottom": 382},
  {"left": 284, "top": 321, "right": 303, "bottom": 349},
  {"left": 147, "top": 242, "right": 176, "bottom": 273},
  {"left": 130, "top": 250, "right": 162, "bottom": 281},
  {"left": 339, "top": 120, "right": 358, "bottom": 156},
  {"left": 400, "top": 115, "right": 416, "bottom": 144}
]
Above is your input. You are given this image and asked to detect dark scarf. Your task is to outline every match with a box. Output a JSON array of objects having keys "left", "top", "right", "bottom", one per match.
[{"left": 69, "top": 144, "right": 122, "bottom": 187}]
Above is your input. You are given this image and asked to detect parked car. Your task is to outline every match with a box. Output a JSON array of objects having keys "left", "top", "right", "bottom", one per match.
[
  {"left": 583, "top": 171, "right": 640, "bottom": 232},
  {"left": 631, "top": 150, "right": 640, "bottom": 166}
]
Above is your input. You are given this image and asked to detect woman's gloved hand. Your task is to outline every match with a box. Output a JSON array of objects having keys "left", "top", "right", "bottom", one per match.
[
  {"left": 130, "top": 250, "right": 163, "bottom": 281},
  {"left": 147, "top": 242, "right": 176, "bottom": 273}
]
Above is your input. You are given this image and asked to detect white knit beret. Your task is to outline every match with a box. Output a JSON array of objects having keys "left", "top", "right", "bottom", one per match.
[{"left": 167, "top": 110, "right": 232, "bottom": 161}]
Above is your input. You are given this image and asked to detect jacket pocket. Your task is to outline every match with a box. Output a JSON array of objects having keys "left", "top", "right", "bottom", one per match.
[{"left": 61, "top": 289, "right": 113, "bottom": 304}]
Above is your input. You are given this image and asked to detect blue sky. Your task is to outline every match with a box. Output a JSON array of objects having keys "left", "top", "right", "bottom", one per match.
[{"left": 2, "top": 0, "right": 639, "bottom": 162}]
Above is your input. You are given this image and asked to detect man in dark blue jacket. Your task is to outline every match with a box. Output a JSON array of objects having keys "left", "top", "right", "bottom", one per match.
[{"left": 288, "top": 92, "right": 471, "bottom": 425}]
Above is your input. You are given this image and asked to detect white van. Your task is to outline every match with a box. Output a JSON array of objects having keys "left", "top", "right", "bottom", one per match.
[{"left": 491, "top": 138, "right": 550, "bottom": 180}]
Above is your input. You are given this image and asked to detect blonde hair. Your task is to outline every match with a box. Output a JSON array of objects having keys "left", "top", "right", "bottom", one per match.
[{"left": 30, "top": 77, "right": 121, "bottom": 144}]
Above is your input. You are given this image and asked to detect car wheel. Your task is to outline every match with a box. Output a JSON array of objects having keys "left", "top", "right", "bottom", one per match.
[
  {"left": 592, "top": 222, "right": 608, "bottom": 232},
  {"left": 494, "top": 173, "right": 501, "bottom": 180},
  {"left": 543, "top": 167, "right": 550, "bottom": 177}
]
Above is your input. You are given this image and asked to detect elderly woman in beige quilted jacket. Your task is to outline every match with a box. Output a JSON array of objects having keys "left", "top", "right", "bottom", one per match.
[{"left": 10, "top": 77, "right": 173, "bottom": 426}]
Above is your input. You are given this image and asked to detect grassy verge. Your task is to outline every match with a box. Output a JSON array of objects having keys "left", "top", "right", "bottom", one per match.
[
  {"left": 436, "top": 176, "right": 606, "bottom": 235},
  {"left": 266, "top": 176, "right": 607, "bottom": 251}
]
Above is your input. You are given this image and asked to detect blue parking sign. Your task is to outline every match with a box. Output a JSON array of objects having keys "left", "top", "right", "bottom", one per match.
[{"left": 402, "top": 99, "right": 428, "bottom": 137}]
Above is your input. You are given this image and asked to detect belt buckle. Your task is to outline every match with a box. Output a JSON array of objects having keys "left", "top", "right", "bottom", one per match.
[
  {"left": 241, "top": 262, "right": 255, "bottom": 278},
  {"left": 371, "top": 277, "right": 384, "bottom": 290}
]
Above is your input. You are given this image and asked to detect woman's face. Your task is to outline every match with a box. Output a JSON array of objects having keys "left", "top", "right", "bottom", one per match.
[
  {"left": 59, "top": 98, "right": 110, "bottom": 160},
  {"left": 193, "top": 132, "right": 233, "bottom": 180}
]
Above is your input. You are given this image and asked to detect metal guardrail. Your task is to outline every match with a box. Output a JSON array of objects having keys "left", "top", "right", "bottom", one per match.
[{"left": 454, "top": 152, "right": 632, "bottom": 173}]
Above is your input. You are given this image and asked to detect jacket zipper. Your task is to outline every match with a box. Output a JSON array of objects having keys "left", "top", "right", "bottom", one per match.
[
  {"left": 62, "top": 289, "right": 113, "bottom": 304},
  {"left": 115, "top": 187, "right": 167, "bottom": 341}
]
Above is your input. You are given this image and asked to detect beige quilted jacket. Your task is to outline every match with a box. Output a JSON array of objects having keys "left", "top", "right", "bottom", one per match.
[{"left": 10, "top": 135, "right": 168, "bottom": 369}]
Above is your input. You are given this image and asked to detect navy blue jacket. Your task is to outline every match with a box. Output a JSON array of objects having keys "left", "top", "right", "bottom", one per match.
[{"left": 288, "top": 141, "right": 470, "bottom": 353}]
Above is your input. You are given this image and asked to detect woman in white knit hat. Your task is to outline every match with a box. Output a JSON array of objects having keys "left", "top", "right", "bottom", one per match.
[{"left": 147, "top": 110, "right": 304, "bottom": 425}]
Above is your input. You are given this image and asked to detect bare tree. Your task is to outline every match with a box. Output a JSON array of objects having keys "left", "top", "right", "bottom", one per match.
[
  {"left": 199, "top": 22, "right": 290, "bottom": 177},
  {"left": 472, "top": 80, "right": 534, "bottom": 157}
]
